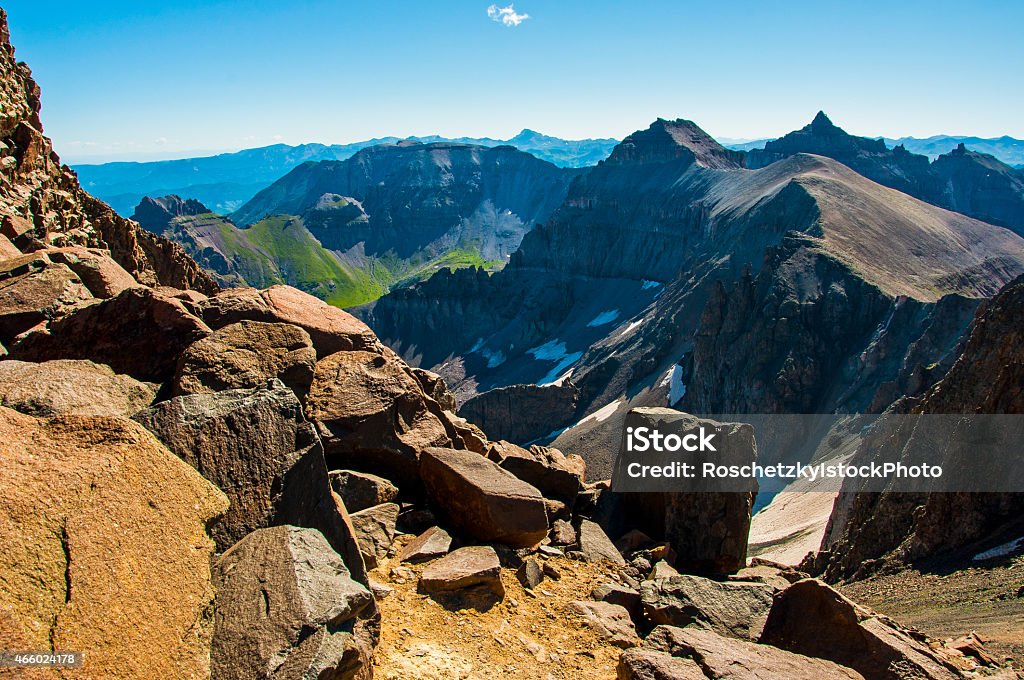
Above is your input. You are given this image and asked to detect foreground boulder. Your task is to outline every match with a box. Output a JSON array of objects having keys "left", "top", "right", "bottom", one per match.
[
  {"left": 618, "top": 625, "right": 864, "bottom": 680},
  {"left": 305, "top": 350, "right": 451, "bottom": 486},
  {"left": 349, "top": 502, "right": 399, "bottom": 569},
  {"left": 0, "top": 407, "right": 228, "bottom": 679},
  {"left": 212, "top": 525, "right": 374, "bottom": 680},
  {"left": 10, "top": 286, "right": 211, "bottom": 382},
  {"left": 173, "top": 320, "right": 316, "bottom": 397},
  {"left": 329, "top": 469, "right": 400, "bottom": 513},
  {"left": 0, "top": 256, "right": 92, "bottom": 342},
  {"left": 419, "top": 546, "right": 505, "bottom": 598},
  {"left": 45, "top": 247, "right": 141, "bottom": 298},
  {"left": 640, "top": 575, "right": 775, "bottom": 640},
  {"left": 491, "top": 440, "right": 586, "bottom": 505},
  {"left": 134, "top": 379, "right": 363, "bottom": 577},
  {"left": 198, "top": 285, "right": 381, "bottom": 357},
  {"left": 0, "top": 359, "right": 154, "bottom": 417},
  {"left": 760, "top": 579, "right": 966, "bottom": 679},
  {"left": 577, "top": 519, "right": 627, "bottom": 565},
  {"left": 419, "top": 447, "right": 549, "bottom": 547}
]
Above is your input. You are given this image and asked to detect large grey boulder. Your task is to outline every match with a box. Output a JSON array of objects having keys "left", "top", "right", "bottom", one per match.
[
  {"left": 0, "top": 359, "right": 154, "bottom": 418},
  {"left": 419, "top": 447, "right": 549, "bottom": 548},
  {"left": 173, "top": 320, "right": 316, "bottom": 397},
  {"left": 640, "top": 575, "right": 775, "bottom": 640},
  {"left": 212, "top": 526, "right": 374, "bottom": 680},
  {"left": 133, "top": 379, "right": 366, "bottom": 583}
]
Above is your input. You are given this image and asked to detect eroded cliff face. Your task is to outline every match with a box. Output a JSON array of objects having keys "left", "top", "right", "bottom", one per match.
[
  {"left": 0, "top": 11, "right": 215, "bottom": 293},
  {"left": 819, "top": 275, "right": 1024, "bottom": 580}
]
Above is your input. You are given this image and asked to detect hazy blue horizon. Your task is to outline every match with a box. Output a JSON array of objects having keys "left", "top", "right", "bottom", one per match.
[{"left": 6, "top": 0, "right": 1022, "bottom": 164}]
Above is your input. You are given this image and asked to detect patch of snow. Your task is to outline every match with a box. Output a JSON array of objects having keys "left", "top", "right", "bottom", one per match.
[
  {"left": 973, "top": 536, "right": 1024, "bottom": 562},
  {"left": 660, "top": 364, "right": 687, "bottom": 405},
  {"left": 587, "top": 309, "right": 620, "bottom": 327},
  {"left": 551, "top": 369, "right": 574, "bottom": 386},
  {"left": 641, "top": 279, "right": 662, "bottom": 290},
  {"left": 469, "top": 337, "right": 484, "bottom": 353},
  {"left": 481, "top": 348, "right": 505, "bottom": 368},
  {"left": 579, "top": 399, "right": 622, "bottom": 426},
  {"left": 620, "top": 318, "right": 644, "bottom": 335},
  {"left": 529, "top": 339, "right": 583, "bottom": 386},
  {"left": 538, "top": 353, "right": 582, "bottom": 386}
]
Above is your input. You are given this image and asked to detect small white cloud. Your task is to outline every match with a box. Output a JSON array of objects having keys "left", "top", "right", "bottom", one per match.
[
  {"left": 154, "top": 136, "right": 169, "bottom": 145},
  {"left": 487, "top": 3, "right": 529, "bottom": 27}
]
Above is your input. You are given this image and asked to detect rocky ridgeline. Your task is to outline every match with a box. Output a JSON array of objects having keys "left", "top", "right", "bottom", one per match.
[{"left": 0, "top": 269, "right": 1011, "bottom": 678}]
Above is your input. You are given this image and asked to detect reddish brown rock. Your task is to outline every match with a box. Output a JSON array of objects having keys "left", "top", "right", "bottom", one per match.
[
  {"left": 492, "top": 440, "right": 586, "bottom": 504},
  {"left": 0, "top": 407, "right": 228, "bottom": 679},
  {"left": 399, "top": 526, "right": 453, "bottom": 563},
  {"left": 329, "top": 469, "right": 400, "bottom": 513},
  {"left": 0, "top": 359, "right": 154, "bottom": 418},
  {"left": 45, "top": 247, "right": 141, "bottom": 298},
  {"left": 640, "top": 575, "right": 775, "bottom": 641},
  {"left": 567, "top": 601, "right": 639, "bottom": 648},
  {"left": 0, "top": 257, "right": 92, "bottom": 342},
  {"left": 9, "top": 286, "right": 210, "bottom": 382},
  {"left": 349, "top": 502, "right": 399, "bottom": 569},
  {"left": 577, "top": 519, "right": 626, "bottom": 565},
  {"left": 198, "top": 285, "right": 381, "bottom": 357},
  {"left": 419, "top": 446, "right": 549, "bottom": 548},
  {"left": 173, "top": 320, "right": 316, "bottom": 397},
  {"left": 760, "top": 579, "right": 965, "bottom": 680},
  {"left": 625, "top": 625, "right": 865, "bottom": 679},
  {"left": 419, "top": 546, "right": 504, "bottom": 597},
  {"left": 305, "top": 349, "right": 451, "bottom": 486}
]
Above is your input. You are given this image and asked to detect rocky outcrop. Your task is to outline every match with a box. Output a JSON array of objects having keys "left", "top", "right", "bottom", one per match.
[
  {"left": 131, "top": 195, "right": 211, "bottom": 233},
  {"left": 306, "top": 350, "right": 452, "bottom": 486},
  {"left": 419, "top": 446, "right": 549, "bottom": 547},
  {"left": 760, "top": 579, "right": 965, "bottom": 679},
  {"left": 0, "top": 254, "right": 92, "bottom": 343},
  {"left": 133, "top": 380, "right": 344, "bottom": 554},
  {"left": 0, "top": 407, "right": 228, "bottom": 679},
  {"left": 173, "top": 320, "right": 317, "bottom": 397},
  {"left": 821, "top": 275, "right": 1024, "bottom": 578},
  {"left": 619, "top": 625, "right": 865, "bottom": 680},
  {"left": 9, "top": 286, "right": 211, "bottom": 382},
  {"left": 0, "top": 11, "right": 216, "bottom": 293},
  {"left": 640, "top": 575, "right": 775, "bottom": 640},
  {"left": 0, "top": 358, "right": 154, "bottom": 417},
  {"left": 198, "top": 285, "right": 381, "bottom": 357},
  {"left": 460, "top": 382, "right": 581, "bottom": 443},
  {"left": 211, "top": 525, "right": 374, "bottom": 680}
]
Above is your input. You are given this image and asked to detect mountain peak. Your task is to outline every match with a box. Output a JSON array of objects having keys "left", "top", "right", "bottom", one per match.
[
  {"left": 607, "top": 118, "right": 744, "bottom": 168},
  {"left": 807, "top": 110, "right": 842, "bottom": 135}
]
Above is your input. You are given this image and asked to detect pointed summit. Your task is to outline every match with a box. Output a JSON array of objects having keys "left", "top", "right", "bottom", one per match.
[
  {"left": 807, "top": 111, "right": 842, "bottom": 135},
  {"left": 607, "top": 118, "right": 744, "bottom": 169}
]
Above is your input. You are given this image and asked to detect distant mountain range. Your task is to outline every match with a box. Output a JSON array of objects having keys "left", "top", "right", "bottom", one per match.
[
  {"left": 131, "top": 142, "right": 580, "bottom": 307},
  {"left": 73, "top": 130, "right": 617, "bottom": 215},
  {"left": 725, "top": 132, "right": 1024, "bottom": 167}
]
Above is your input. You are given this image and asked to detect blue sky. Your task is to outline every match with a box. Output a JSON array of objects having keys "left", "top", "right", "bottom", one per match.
[{"left": 5, "top": 0, "right": 1023, "bottom": 163}]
